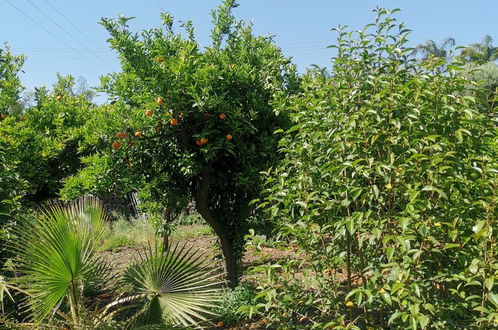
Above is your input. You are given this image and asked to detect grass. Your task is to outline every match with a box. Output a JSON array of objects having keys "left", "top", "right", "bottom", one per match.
[
  {"left": 100, "top": 214, "right": 213, "bottom": 251},
  {"left": 100, "top": 217, "right": 156, "bottom": 251},
  {"left": 170, "top": 224, "right": 213, "bottom": 240}
]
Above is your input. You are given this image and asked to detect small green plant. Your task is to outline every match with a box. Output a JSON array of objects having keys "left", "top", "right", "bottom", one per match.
[{"left": 214, "top": 283, "right": 256, "bottom": 325}]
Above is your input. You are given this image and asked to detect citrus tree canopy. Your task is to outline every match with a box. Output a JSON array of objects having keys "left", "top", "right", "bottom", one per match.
[{"left": 62, "top": 0, "right": 299, "bottom": 286}]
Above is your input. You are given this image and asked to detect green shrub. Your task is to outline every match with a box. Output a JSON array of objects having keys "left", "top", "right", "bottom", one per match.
[
  {"left": 215, "top": 283, "right": 256, "bottom": 325},
  {"left": 253, "top": 8, "right": 498, "bottom": 329}
]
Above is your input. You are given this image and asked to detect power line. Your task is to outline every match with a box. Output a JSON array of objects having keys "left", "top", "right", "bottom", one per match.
[
  {"left": 4, "top": 0, "right": 108, "bottom": 71},
  {"left": 25, "top": 0, "right": 117, "bottom": 70},
  {"left": 11, "top": 48, "right": 115, "bottom": 53},
  {"left": 43, "top": 0, "right": 105, "bottom": 52}
]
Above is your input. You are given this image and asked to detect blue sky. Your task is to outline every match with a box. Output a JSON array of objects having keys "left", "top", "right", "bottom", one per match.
[{"left": 1, "top": 0, "right": 497, "bottom": 98}]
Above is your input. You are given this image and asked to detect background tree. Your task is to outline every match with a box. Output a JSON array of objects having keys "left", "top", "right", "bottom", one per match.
[
  {"left": 460, "top": 35, "right": 498, "bottom": 65},
  {"left": 61, "top": 0, "right": 299, "bottom": 286},
  {"left": 0, "top": 45, "right": 25, "bottom": 115},
  {"left": 414, "top": 37, "right": 455, "bottom": 60}
]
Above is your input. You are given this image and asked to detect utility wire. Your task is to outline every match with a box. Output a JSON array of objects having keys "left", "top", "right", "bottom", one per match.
[
  {"left": 43, "top": 0, "right": 106, "bottom": 52},
  {"left": 4, "top": 0, "right": 108, "bottom": 71},
  {"left": 25, "top": 0, "right": 117, "bottom": 71}
]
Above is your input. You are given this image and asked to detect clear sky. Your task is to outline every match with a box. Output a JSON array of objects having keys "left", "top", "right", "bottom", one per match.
[{"left": 1, "top": 0, "right": 497, "bottom": 99}]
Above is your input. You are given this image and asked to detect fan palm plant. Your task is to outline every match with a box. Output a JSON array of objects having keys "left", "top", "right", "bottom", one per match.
[
  {"left": 9, "top": 196, "right": 109, "bottom": 325},
  {"left": 103, "top": 243, "right": 225, "bottom": 329}
]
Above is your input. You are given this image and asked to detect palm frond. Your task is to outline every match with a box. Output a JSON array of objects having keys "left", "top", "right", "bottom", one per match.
[
  {"left": 108, "top": 242, "right": 225, "bottom": 329},
  {"left": 9, "top": 196, "right": 109, "bottom": 323}
]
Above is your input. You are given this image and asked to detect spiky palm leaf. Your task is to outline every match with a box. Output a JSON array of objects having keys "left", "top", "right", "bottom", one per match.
[
  {"left": 106, "top": 243, "right": 225, "bottom": 329},
  {"left": 10, "top": 196, "right": 108, "bottom": 323}
]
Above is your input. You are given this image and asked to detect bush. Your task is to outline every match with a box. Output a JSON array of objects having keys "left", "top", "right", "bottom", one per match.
[
  {"left": 253, "top": 8, "right": 498, "bottom": 329},
  {"left": 215, "top": 283, "right": 256, "bottom": 325}
]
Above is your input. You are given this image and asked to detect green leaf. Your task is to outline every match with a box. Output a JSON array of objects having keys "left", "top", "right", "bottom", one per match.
[
  {"left": 418, "top": 314, "right": 429, "bottom": 329},
  {"left": 485, "top": 277, "right": 494, "bottom": 291}
]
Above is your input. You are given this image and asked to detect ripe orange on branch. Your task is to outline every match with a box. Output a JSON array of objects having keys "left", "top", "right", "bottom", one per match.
[
  {"left": 112, "top": 141, "right": 122, "bottom": 150},
  {"left": 219, "top": 113, "right": 226, "bottom": 120},
  {"left": 169, "top": 118, "right": 178, "bottom": 126},
  {"left": 0, "top": 114, "right": 6, "bottom": 120},
  {"left": 56, "top": 95, "right": 63, "bottom": 101},
  {"left": 145, "top": 109, "right": 154, "bottom": 117},
  {"left": 134, "top": 131, "right": 142, "bottom": 138},
  {"left": 200, "top": 137, "right": 208, "bottom": 145},
  {"left": 226, "top": 134, "right": 233, "bottom": 140},
  {"left": 156, "top": 56, "right": 164, "bottom": 63},
  {"left": 156, "top": 97, "right": 165, "bottom": 106}
]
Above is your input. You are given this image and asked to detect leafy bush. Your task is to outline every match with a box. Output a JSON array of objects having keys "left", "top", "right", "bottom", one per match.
[
  {"left": 253, "top": 8, "right": 498, "bottom": 329},
  {"left": 215, "top": 283, "right": 256, "bottom": 325}
]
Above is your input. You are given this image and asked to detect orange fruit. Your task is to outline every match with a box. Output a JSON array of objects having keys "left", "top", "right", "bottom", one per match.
[
  {"left": 196, "top": 139, "right": 203, "bottom": 146},
  {"left": 178, "top": 112, "right": 184, "bottom": 119},
  {"left": 112, "top": 141, "right": 121, "bottom": 150},
  {"left": 156, "top": 56, "right": 164, "bottom": 63},
  {"left": 145, "top": 109, "right": 154, "bottom": 117},
  {"left": 156, "top": 97, "right": 165, "bottom": 106},
  {"left": 219, "top": 113, "right": 226, "bottom": 120},
  {"left": 134, "top": 131, "right": 142, "bottom": 138},
  {"left": 1, "top": 114, "right": 6, "bottom": 120},
  {"left": 215, "top": 321, "right": 224, "bottom": 328},
  {"left": 200, "top": 137, "right": 208, "bottom": 145},
  {"left": 169, "top": 118, "right": 178, "bottom": 126},
  {"left": 56, "top": 95, "right": 63, "bottom": 101},
  {"left": 226, "top": 134, "right": 233, "bottom": 140},
  {"left": 116, "top": 132, "right": 123, "bottom": 139}
]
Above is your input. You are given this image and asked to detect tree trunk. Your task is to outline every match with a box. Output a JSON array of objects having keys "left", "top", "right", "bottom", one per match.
[{"left": 196, "top": 170, "right": 239, "bottom": 288}]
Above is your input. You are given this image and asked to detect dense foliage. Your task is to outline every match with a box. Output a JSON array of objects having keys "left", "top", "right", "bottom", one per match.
[
  {"left": 61, "top": 0, "right": 299, "bottom": 286},
  {"left": 2, "top": 3, "right": 498, "bottom": 329},
  {"left": 252, "top": 8, "right": 498, "bottom": 329},
  {"left": 0, "top": 47, "right": 26, "bottom": 229}
]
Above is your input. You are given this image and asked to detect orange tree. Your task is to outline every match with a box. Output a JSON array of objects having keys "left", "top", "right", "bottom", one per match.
[
  {"left": 62, "top": 0, "right": 299, "bottom": 286},
  {"left": 0, "top": 46, "right": 26, "bottom": 238}
]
